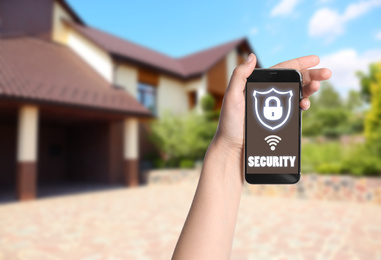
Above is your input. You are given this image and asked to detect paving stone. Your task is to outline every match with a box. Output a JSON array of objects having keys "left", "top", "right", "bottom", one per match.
[{"left": 0, "top": 183, "right": 380, "bottom": 259}]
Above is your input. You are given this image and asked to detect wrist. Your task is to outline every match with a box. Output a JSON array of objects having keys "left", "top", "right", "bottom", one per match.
[
  {"left": 201, "top": 136, "right": 244, "bottom": 187},
  {"left": 210, "top": 133, "right": 243, "bottom": 159}
]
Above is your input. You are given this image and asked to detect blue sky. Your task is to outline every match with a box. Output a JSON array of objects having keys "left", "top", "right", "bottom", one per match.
[{"left": 67, "top": 0, "right": 381, "bottom": 95}]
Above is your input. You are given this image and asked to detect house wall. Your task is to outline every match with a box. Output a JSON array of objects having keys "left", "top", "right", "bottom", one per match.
[
  {"left": 226, "top": 49, "right": 237, "bottom": 85},
  {"left": 157, "top": 76, "right": 189, "bottom": 116},
  {"left": 237, "top": 43, "right": 251, "bottom": 64},
  {"left": 115, "top": 64, "right": 138, "bottom": 98},
  {"left": 184, "top": 75, "right": 207, "bottom": 111},
  {"left": 52, "top": 1, "right": 74, "bottom": 43},
  {"left": 115, "top": 62, "right": 209, "bottom": 116},
  {"left": 65, "top": 28, "right": 113, "bottom": 82},
  {"left": 116, "top": 65, "right": 208, "bottom": 116},
  {"left": 203, "top": 48, "right": 242, "bottom": 110},
  {"left": 207, "top": 57, "right": 228, "bottom": 96},
  {"left": 51, "top": 1, "right": 113, "bottom": 82},
  {"left": 138, "top": 68, "right": 159, "bottom": 86},
  {"left": 237, "top": 52, "right": 246, "bottom": 65}
]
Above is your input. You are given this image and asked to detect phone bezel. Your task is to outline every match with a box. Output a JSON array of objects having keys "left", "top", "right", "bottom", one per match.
[{"left": 244, "top": 69, "right": 302, "bottom": 184}]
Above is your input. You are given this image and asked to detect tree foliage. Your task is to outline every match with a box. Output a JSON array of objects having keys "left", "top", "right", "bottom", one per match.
[
  {"left": 342, "top": 61, "right": 381, "bottom": 176},
  {"left": 359, "top": 62, "right": 381, "bottom": 153},
  {"left": 150, "top": 111, "right": 218, "bottom": 164},
  {"left": 302, "top": 82, "right": 364, "bottom": 138},
  {"left": 150, "top": 94, "right": 219, "bottom": 168},
  {"left": 357, "top": 62, "right": 381, "bottom": 103}
]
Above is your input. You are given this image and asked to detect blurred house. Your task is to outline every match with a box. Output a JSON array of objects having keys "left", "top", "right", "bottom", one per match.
[{"left": 0, "top": 0, "right": 259, "bottom": 201}]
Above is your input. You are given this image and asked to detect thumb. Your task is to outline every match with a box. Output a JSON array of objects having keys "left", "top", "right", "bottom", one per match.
[{"left": 226, "top": 53, "right": 257, "bottom": 96}]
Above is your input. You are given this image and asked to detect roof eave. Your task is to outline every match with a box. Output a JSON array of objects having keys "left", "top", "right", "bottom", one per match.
[
  {"left": 0, "top": 95, "right": 153, "bottom": 118},
  {"left": 57, "top": 0, "right": 86, "bottom": 25},
  {"left": 111, "top": 53, "right": 190, "bottom": 80}
]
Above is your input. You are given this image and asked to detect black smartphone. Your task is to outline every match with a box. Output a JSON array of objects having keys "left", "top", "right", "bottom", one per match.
[{"left": 245, "top": 69, "right": 302, "bottom": 184}]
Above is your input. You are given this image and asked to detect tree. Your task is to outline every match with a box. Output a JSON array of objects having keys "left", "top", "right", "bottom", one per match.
[
  {"left": 343, "top": 90, "right": 365, "bottom": 134},
  {"left": 315, "top": 81, "right": 342, "bottom": 108},
  {"left": 302, "top": 82, "right": 348, "bottom": 137},
  {"left": 350, "top": 61, "right": 381, "bottom": 175},
  {"left": 345, "top": 90, "right": 364, "bottom": 111},
  {"left": 357, "top": 63, "right": 381, "bottom": 103},
  {"left": 315, "top": 109, "right": 349, "bottom": 138},
  {"left": 359, "top": 62, "right": 381, "bottom": 151},
  {"left": 302, "top": 81, "right": 366, "bottom": 137}
]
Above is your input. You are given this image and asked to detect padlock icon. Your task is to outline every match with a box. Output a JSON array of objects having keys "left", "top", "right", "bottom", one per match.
[{"left": 263, "top": 96, "right": 282, "bottom": 120}]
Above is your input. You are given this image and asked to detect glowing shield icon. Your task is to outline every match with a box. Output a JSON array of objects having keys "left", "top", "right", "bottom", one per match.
[{"left": 253, "top": 88, "right": 293, "bottom": 131}]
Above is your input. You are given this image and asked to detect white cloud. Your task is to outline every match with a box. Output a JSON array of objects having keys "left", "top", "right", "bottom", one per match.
[
  {"left": 309, "top": 0, "right": 381, "bottom": 42},
  {"left": 317, "top": 48, "right": 381, "bottom": 94},
  {"left": 309, "top": 8, "right": 343, "bottom": 41},
  {"left": 375, "top": 31, "right": 381, "bottom": 40},
  {"left": 271, "top": 0, "right": 300, "bottom": 17},
  {"left": 250, "top": 27, "right": 259, "bottom": 35},
  {"left": 342, "top": 0, "right": 381, "bottom": 21}
]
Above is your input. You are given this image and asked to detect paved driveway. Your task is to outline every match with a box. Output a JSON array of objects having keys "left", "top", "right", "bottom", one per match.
[{"left": 0, "top": 183, "right": 380, "bottom": 260}]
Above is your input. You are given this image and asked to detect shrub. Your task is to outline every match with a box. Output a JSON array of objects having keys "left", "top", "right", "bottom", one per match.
[
  {"left": 166, "top": 158, "right": 179, "bottom": 168},
  {"left": 200, "top": 94, "right": 216, "bottom": 112},
  {"left": 153, "top": 159, "right": 166, "bottom": 169},
  {"left": 150, "top": 111, "right": 218, "bottom": 165},
  {"left": 341, "top": 145, "right": 381, "bottom": 176},
  {"left": 301, "top": 141, "right": 343, "bottom": 174},
  {"left": 302, "top": 140, "right": 381, "bottom": 176},
  {"left": 316, "top": 163, "right": 343, "bottom": 174},
  {"left": 180, "top": 159, "right": 194, "bottom": 169},
  {"left": 204, "top": 110, "right": 221, "bottom": 121},
  {"left": 143, "top": 151, "right": 160, "bottom": 161}
]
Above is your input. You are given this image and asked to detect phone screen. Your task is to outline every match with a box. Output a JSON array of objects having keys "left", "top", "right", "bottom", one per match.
[{"left": 246, "top": 82, "right": 301, "bottom": 174}]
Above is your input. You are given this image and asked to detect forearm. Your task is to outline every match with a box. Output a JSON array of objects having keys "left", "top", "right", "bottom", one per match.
[
  {"left": 171, "top": 53, "right": 329, "bottom": 260},
  {"left": 172, "top": 138, "right": 244, "bottom": 260}
]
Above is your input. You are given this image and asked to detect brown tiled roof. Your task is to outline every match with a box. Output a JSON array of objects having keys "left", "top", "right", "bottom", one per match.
[
  {"left": 67, "top": 22, "right": 254, "bottom": 78},
  {"left": 69, "top": 23, "right": 186, "bottom": 77},
  {"left": 177, "top": 38, "right": 250, "bottom": 77},
  {"left": 0, "top": 37, "right": 151, "bottom": 116}
]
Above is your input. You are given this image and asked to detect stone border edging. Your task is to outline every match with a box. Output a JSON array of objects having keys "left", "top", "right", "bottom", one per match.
[{"left": 146, "top": 169, "right": 381, "bottom": 204}]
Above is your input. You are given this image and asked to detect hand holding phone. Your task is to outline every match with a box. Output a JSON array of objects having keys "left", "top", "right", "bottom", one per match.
[
  {"left": 245, "top": 69, "right": 302, "bottom": 184},
  {"left": 173, "top": 54, "right": 331, "bottom": 259}
]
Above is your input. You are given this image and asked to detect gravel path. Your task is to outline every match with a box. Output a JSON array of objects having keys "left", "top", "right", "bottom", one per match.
[{"left": 0, "top": 183, "right": 380, "bottom": 260}]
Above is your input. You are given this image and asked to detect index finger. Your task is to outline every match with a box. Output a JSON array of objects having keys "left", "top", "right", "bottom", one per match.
[{"left": 271, "top": 55, "right": 320, "bottom": 70}]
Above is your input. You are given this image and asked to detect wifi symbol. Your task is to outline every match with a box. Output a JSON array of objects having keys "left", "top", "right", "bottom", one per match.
[{"left": 264, "top": 135, "right": 282, "bottom": 151}]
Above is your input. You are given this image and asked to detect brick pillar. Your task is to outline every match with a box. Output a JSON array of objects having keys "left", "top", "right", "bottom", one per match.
[
  {"left": 123, "top": 118, "right": 139, "bottom": 186},
  {"left": 16, "top": 105, "right": 39, "bottom": 201}
]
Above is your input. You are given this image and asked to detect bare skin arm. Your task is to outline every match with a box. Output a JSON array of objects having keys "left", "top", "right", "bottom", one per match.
[{"left": 172, "top": 53, "right": 332, "bottom": 260}]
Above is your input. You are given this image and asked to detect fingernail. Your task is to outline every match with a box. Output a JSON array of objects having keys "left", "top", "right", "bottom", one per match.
[
  {"left": 302, "top": 99, "right": 310, "bottom": 110},
  {"left": 245, "top": 53, "right": 254, "bottom": 63}
]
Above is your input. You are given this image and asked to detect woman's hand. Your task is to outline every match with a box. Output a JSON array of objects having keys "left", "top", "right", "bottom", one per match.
[
  {"left": 214, "top": 53, "right": 332, "bottom": 154},
  {"left": 172, "top": 53, "right": 332, "bottom": 260}
]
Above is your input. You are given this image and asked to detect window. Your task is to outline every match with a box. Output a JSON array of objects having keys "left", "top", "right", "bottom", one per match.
[
  {"left": 138, "top": 83, "right": 157, "bottom": 115},
  {"left": 188, "top": 91, "right": 197, "bottom": 109}
]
